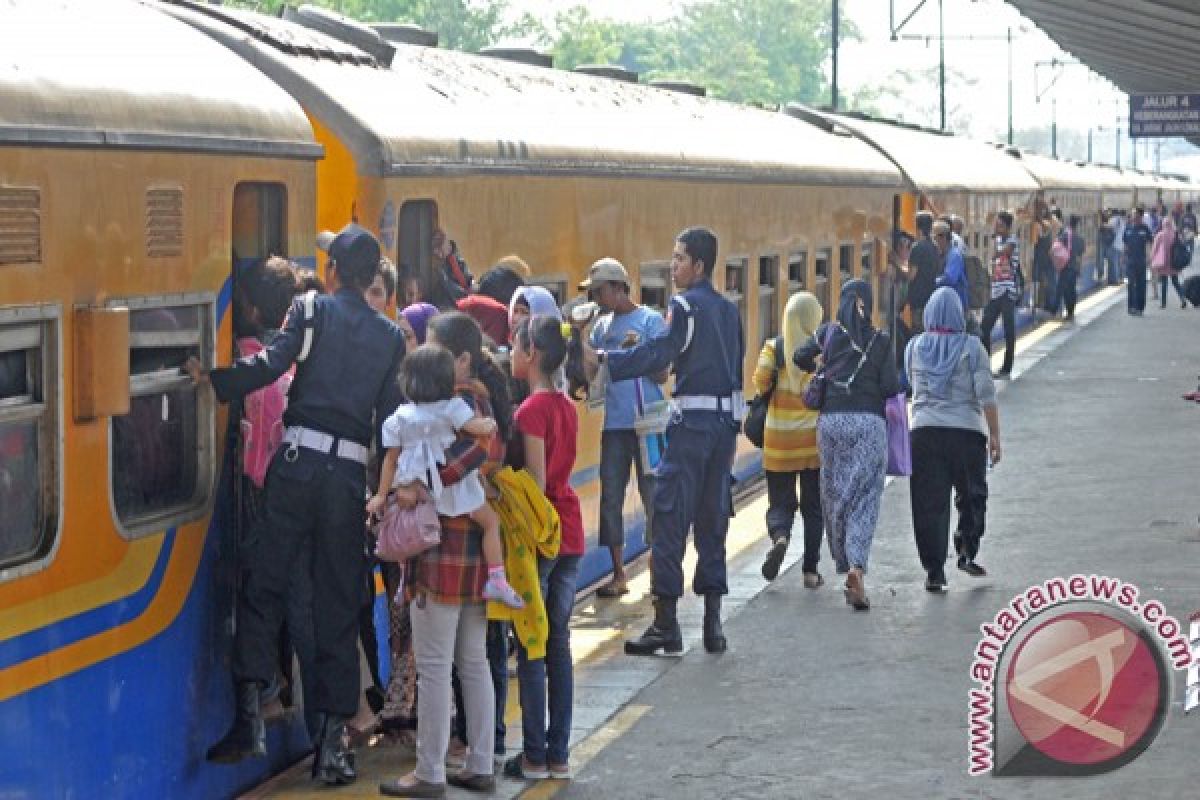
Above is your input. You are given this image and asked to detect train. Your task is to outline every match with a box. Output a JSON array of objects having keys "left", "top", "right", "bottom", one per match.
[{"left": 1, "top": 1, "right": 1196, "bottom": 797}]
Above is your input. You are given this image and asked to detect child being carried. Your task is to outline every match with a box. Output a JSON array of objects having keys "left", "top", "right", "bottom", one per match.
[{"left": 368, "top": 344, "right": 524, "bottom": 608}]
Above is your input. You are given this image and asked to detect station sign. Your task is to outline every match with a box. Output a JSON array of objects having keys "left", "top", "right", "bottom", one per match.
[{"left": 1129, "top": 93, "right": 1200, "bottom": 138}]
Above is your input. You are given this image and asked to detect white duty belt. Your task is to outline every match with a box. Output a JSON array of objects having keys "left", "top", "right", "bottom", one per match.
[
  {"left": 282, "top": 426, "right": 369, "bottom": 465},
  {"left": 673, "top": 391, "right": 745, "bottom": 420}
]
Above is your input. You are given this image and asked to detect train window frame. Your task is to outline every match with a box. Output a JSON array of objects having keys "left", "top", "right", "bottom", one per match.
[
  {"left": 398, "top": 199, "right": 439, "bottom": 306},
  {"left": 526, "top": 274, "right": 568, "bottom": 308},
  {"left": 106, "top": 293, "right": 216, "bottom": 540},
  {"left": 232, "top": 182, "right": 288, "bottom": 264},
  {"left": 639, "top": 261, "right": 671, "bottom": 313},
  {"left": 0, "top": 304, "right": 62, "bottom": 582},
  {"left": 861, "top": 236, "right": 875, "bottom": 278},
  {"left": 814, "top": 247, "right": 832, "bottom": 322},
  {"left": 838, "top": 242, "right": 855, "bottom": 286},
  {"left": 758, "top": 254, "right": 779, "bottom": 345},
  {"left": 724, "top": 256, "right": 748, "bottom": 322}
]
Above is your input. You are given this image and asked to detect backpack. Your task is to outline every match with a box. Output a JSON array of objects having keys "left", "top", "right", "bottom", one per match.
[
  {"left": 1171, "top": 234, "right": 1193, "bottom": 270},
  {"left": 1050, "top": 231, "right": 1070, "bottom": 271},
  {"left": 964, "top": 254, "right": 990, "bottom": 310},
  {"left": 236, "top": 336, "right": 293, "bottom": 489}
]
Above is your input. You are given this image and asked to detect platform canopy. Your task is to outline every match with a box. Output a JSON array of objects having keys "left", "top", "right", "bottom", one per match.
[{"left": 1006, "top": 1, "right": 1200, "bottom": 145}]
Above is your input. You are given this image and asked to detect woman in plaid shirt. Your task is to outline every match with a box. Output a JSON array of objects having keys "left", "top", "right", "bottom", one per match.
[{"left": 381, "top": 311, "right": 513, "bottom": 797}]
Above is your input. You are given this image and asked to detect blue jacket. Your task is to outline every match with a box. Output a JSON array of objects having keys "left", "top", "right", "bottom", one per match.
[
  {"left": 606, "top": 278, "right": 743, "bottom": 423},
  {"left": 937, "top": 245, "right": 969, "bottom": 311},
  {"left": 211, "top": 287, "right": 405, "bottom": 448}
]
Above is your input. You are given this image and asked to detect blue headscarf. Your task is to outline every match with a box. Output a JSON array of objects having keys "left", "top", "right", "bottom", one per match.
[{"left": 911, "top": 287, "right": 974, "bottom": 394}]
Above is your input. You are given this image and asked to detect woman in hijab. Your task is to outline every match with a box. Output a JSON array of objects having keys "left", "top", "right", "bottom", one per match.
[
  {"left": 509, "top": 286, "right": 562, "bottom": 330},
  {"left": 793, "top": 279, "right": 900, "bottom": 610},
  {"left": 401, "top": 303, "right": 439, "bottom": 345},
  {"left": 905, "top": 288, "right": 1001, "bottom": 591},
  {"left": 757, "top": 292, "right": 826, "bottom": 588},
  {"left": 1151, "top": 214, "right": 1188, "bottom": 309}
]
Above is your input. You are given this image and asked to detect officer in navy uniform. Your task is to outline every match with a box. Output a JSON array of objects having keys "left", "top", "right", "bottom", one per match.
[
  {"left": 187, "top": 224, "right": 405, "bottom": 785},
  {"left": 583, "top": 227, "right": 744, "bottom": 655}
]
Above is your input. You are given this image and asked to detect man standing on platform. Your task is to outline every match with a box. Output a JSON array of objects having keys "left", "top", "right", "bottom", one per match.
[
  {"left": 582, "top": 257, "right": 668, "bottom": 598},
  {"left": 583, "top": 228, "right": 744, "bottom": 655},
  {"left": 1123, "top": 207, "right": 1154, "bottom": 316}
]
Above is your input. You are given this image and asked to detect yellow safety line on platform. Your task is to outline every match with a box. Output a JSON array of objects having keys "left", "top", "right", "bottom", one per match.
[{"left": 515, "top": 705, "right": 652, "bottom": 800}]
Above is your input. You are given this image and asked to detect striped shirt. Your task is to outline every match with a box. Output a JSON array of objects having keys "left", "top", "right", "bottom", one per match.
[
  {"left": 753, "top": 338, "right": 820, "bottom": 473},
  {"left": 990, "top": 235, "right": 1020, "bottom": 300}
]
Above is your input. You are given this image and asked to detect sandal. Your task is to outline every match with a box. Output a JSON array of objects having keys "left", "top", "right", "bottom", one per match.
[{"left": 843, "top": 569, "right": 870, "bottom": 611}]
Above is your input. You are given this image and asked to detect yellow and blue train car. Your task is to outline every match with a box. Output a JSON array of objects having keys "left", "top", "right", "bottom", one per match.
[
  {"left": 161, "top": 1, "right": 904, "bottom": 593},
  {"left": 0, "top": 2, "right": 322, "bottom": 796}
]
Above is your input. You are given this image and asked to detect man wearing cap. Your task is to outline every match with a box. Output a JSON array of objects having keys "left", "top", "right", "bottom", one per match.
[
  {"left": 187, "top": 223, "right": 405, "bottom": 785},
  {"left": 581, "top": 258, "right": 668, "bottom": 598},
  {"left": 582, "top": 228, "right": 744, "bottom": 656}
]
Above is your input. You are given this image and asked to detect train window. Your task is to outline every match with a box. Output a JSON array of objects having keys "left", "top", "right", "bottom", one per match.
[
  {"left": 640, "top": 261, "right": 671, "bottom": 312},
  {"left": 399, "top": 199, "right": 438, "bottom": 306},
  {"left": 758, "top": 255, "right": 779, "bottom": 344},
  {"left": 838, "top": 243, "right": 855, "bottom": 285},
  {"left": 861, "top": 237, "right": 874, "bottom": 278},
  {"left": 788, "top": 250, "right": 808, "bottom": 291},
  {"left": 232, "top": 183, "right": 287, "bottom": 266},
  {"left": 110, "top": 296, "right": 214, "bottom": 538},
  {"left": 725, "top": 258, "right": 747, "bottom": 321},
  {"left": 0, "top": 306, "right": 59, "bottom": 574},
  {"left": 814, "top": 248, "right": 832, "bottom": 321},
  {"left": 527, "top": 276, "right": 567, "bottom": 308}
]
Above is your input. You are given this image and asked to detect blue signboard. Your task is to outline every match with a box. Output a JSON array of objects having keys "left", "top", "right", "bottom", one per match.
[{"left": 1129, "top": 93, "right": 1200, "bottom": 138}]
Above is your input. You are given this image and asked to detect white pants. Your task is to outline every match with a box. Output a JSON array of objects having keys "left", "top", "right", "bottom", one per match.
[{"left": 411, "top": 598, "right": 495, "bottom": 782}]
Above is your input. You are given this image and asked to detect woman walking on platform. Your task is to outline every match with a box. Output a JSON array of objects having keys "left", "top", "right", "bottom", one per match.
[
  {"left": 905, "top": 288, "right": 1001, "bottom": 592},
  {"left": 757, "top": 292, "right": 825, "bottom": 588},
  {"left": 1151, "top": 215, "right": 1188, "bottom": 309},
  {"left": 793, "top": 280, "right": 899, "bottom": 611}
]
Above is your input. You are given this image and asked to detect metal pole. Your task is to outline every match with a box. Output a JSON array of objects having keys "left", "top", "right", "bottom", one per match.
[
  {"left": 1115, "top": 106, "right": 1121, "bottom": 166},
  {"left": 1007, "top": 27, "right": 1013, "bottom": 145},
  {"left": 1051, "top": 97, "right": 1057, "bottom": 158},
  {"left": 1088, "top": 128, "right": 1093, "bottom": 162},
  {"left": 832, "top": 0, "right": 840, "bottom": 110},
  {"left": 938, "top": 0, "right": 946, "bottom": 130}
]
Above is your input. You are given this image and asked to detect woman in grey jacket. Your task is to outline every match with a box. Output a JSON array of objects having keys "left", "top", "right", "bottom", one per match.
[{"left": 905, "top": 288, "right": 1002, "bottom": 592}]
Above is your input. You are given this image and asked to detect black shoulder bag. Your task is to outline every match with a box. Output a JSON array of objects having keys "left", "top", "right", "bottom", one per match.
[{"left": 743, "top": 335, "right": 784, "bottom": 448}]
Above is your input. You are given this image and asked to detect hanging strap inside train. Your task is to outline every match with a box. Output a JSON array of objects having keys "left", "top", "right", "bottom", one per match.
[{"left": 297, "top": 290, "right": 318, "bottom": 363}]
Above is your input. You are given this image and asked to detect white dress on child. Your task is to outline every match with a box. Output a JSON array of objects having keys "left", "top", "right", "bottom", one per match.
[{"left": 380, "top": 397, "right": 484, "bottom": 517}]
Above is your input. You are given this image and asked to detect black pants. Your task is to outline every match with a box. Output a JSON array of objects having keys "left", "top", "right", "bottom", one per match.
[
  {"left": 1159, "top": 273, "right": 1185, "bottom": 307},
  {"left": 1056, "top": 266, "right": 1078, "bottom": 317},
  {"left": 980, "top": 295, "right": 1015, "bottom": 374},
  {"left": 768, "top": 470, "right": 825, "bottom": 575},
  {"left": 1127, "top": 262, "right": 1147, "bottom": 312},
  {"left": 765, "top": 468, "right": 824, "bottom": 573},
  {"left": 909, "top": 427, "right": 988, "bottom": 578},
  {"left": 234, "top": 447, "right": 367, "bottom": 717}
]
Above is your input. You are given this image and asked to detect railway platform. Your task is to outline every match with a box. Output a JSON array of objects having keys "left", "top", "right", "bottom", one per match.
[{"left": 247, "top": 286, "right": 1200, "bottom": 799}]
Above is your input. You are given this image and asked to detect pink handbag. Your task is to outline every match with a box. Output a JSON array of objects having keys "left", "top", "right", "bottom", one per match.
[{"left": 374, "top": 486, "right": 442, "bottom": 562}]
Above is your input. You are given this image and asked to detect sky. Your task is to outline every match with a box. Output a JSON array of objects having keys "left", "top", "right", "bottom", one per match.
[{"left": 505, "top": 0, "right": 1198, "bottom": 172}]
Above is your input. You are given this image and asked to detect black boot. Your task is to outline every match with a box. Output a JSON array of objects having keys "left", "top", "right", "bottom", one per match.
[
  {"left": 206, "top": 681, "right": 266, "bottom": 763},
  {"left": 311, "top": 713, "right": 357, "bottom": 786},
  {"left": 624, "top": 595, "right": 683, "bottom": 656},
  {"left": 703, "top": 594, "right": 727, "bottom": 654}
]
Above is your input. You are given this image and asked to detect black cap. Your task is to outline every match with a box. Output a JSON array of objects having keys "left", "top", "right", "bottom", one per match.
[{"left": 324, "top": 223, "right": 380, "bottom": 274}]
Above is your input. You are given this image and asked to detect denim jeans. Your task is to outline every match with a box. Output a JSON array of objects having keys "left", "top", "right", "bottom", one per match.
[
  {"left": 1127, "top": 261, "right": 1147, "bottom": 312},
  {"left": 1104, "top": 245, "right": 1122, "bottom": 285},
  {"left": 515, "top": 554, "right": 581, "bottom": 766},
  {"left": 598, "top": 429, "right": 656, "bottom": 548},
  {"left": 486, "top": 621, "right": 510, "bottom": 757}
]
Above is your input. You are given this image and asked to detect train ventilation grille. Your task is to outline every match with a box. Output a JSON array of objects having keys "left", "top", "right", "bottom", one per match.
[
  {"left": 0, "top": 188, "right": 42, "bottom": 265},
  {"left": 146, "top": 188, "right": 184, "bottom": 259}
]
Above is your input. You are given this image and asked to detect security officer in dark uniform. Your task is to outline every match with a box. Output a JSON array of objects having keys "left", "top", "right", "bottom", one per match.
[
  {"left": 187, "top": 224, "right": 405, "bottom": 785},
  {"left": 584, "top": 227, "right": 744, "bottom": 655}
]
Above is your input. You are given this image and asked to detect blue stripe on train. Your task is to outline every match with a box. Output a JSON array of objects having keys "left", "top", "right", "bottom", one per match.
[{"left": 0, "top": 530, "right": 177, "bottom": 672}]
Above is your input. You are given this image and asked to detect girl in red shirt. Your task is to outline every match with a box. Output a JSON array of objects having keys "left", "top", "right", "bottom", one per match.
[{"left": 504, "top": 315, "right": 583, "bottom": 780}]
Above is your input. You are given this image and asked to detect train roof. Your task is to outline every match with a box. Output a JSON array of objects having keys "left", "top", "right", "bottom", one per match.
[
  {"left": 789, "top": 109, "right": 1041, "bottom": 196},
  {"left": 1010, "top": 151, "right": 1125, "bottom": 192},
  {"left": 0, "top": 0, "right": 321, "bottom": 158},
  {"left": 157, "top": 2, "right": 902, "bottom": 188}
]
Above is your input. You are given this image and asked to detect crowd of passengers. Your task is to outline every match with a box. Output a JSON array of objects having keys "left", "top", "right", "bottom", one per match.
[{"left": 183, "top": 210, "right": 1081, "bottom": 796}]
